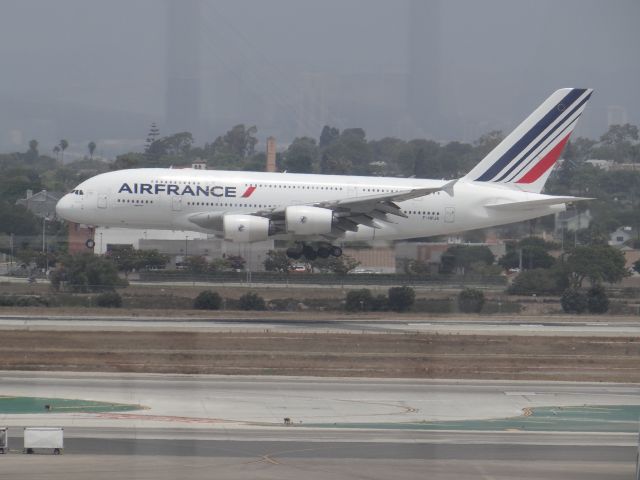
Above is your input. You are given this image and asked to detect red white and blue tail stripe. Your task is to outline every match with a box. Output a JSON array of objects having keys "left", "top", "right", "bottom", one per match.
[{"left": 463, "top": 88, "right": 593, "bottom": 193}]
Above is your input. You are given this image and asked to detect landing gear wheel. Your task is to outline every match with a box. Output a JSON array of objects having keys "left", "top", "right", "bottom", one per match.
[
  {"left": 330, "top": 246, "right": 343, "bottom": 257},
  {"left": 53, "top": 448, "right": 61, "bottom": 455},
  {"left": 286, "top": 247, "right": 302, "bottom": 260},
  {"left": 317, "top": 247, "right": 331, "bottom": 259},
  {"left": 302, "top": 245, "right": 317, "bottom": 261}
]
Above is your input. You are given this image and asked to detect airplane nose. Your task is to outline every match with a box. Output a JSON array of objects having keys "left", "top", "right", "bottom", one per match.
[{"left": 55, "top": 194, "right": 73, "bottom": 220}]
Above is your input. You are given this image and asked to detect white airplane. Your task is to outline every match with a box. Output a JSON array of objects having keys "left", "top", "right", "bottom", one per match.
[{"left": 56, "top": 88, "right": 593, "bottom": 260}]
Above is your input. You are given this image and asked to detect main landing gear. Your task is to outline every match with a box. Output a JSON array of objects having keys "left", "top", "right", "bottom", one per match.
[{"left": 286, "top": 244, "right": 342, "bottom": 261}]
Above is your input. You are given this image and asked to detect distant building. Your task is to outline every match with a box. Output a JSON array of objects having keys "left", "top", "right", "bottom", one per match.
[
  {"left": 585, "top": 159, "right": 614, "bottom": 170},
  {"left": 94, "top": 226, "right": 274, "bottom": 271},
  {"left": 555, "top": 209, "right": 592, "bottom": 236},
  {"left": 343, "top": 247, "right": 396, "bottom": 274},
  {"left": 609, "top": 226, "right": 634, "bottom": 246},
  {"left": 67, "top": 223, "right": 95, "bottom": 254},
  {"left": 16, "top": 189, "right": 62, "bottom": 218}
]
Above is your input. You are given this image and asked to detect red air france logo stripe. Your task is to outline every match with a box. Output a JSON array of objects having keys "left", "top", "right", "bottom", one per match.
[
  {"left": 517, "top": 133, "right": 571, "bottom": 184},
  {"left": 241, "top": 185, "right": 257, "bottom": 198}
]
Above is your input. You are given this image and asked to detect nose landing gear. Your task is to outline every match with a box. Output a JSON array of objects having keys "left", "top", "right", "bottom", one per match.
[{"left": 285, "top": 244, "right": 343, "bottom": 260}]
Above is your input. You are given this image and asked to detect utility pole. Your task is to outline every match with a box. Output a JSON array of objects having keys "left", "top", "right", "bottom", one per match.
[
  {"left": 9, "top": 233, "right": 13, "bottom": 270},
  {"left": 41, "top": 216, "right": 48, "bottom": 275}
]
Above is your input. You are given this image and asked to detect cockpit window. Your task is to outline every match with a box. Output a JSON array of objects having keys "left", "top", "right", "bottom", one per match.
[{"left": 71, "top": 189, "right": 84, "bottom": 195}]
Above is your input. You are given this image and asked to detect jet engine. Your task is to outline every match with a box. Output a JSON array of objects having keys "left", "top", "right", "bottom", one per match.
[
  {"left": 285, "top": 206, "right": 333, "bottom": 236},
  {"left": 223, "top": 215, "right": 270, "bottom": 242}
]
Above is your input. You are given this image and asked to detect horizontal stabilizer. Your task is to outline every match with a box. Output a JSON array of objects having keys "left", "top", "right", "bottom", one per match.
[{"left": 485, "top": 196, "right": 592, "bottom": 211}]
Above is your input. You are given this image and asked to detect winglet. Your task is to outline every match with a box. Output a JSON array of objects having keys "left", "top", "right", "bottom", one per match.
[{"left": 442, "top": 179, "right": 457, "bottom": 197}]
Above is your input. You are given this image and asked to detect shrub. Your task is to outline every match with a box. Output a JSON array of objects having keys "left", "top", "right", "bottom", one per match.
[
  {"left": 387, "top": 286, "right": 415, "bottom": 312},
  {"left": 587, "top": 285, "right": 609, "bottom": 314},
  {"left": 458, "top": 288, "right": 485, "bottom": 313},
  {"left": 239, "top": 291, "right": 266, "bottom": 311},
  {"left": 561, "top": 289, "right": 587, "bottom": 314},
  {"left": 345, "top": 289, "right": 374, "bottom": 311},
  {"left": 193, "top": 290, "right": 222, "bottom": 310},
  {"left": 371, "top": 294, "right": 388, "bottom": 312},
  {"left": 508, "top": 268, "right": 567, "bottom": 295},
  {"left": 95, "top": 291, "right": 122, "bottom": 308}
]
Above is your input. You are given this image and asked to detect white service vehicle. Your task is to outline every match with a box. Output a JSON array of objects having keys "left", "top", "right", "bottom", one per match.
[{"left": 23, "top": 427, "right": 64, "bottom": 455}]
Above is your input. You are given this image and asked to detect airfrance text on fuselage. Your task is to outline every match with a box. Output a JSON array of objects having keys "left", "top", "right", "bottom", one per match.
[{"left": 118, "top": 183, "right": 237, "bottom": 197}]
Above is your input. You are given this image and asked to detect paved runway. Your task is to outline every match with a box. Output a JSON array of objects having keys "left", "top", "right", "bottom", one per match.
[
  {"left": 0, "top": 373, "right": 638, "bottom": 479},
  {"left": 2, "top": 372, "right": 640, "bottom": 426},
  {"left": 1, "top": 313, "right": 640, "bottom": 336}
]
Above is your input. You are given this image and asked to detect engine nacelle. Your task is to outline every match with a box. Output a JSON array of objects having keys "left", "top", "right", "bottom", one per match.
[
  {"left": 223, "top": 215, "right": 270, "bottom": 242},
  {"left": 285, "top": 205, "right": 333, "bottom": 236}
]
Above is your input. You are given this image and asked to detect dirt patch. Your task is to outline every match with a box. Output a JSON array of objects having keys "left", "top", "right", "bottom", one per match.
[{"left": 2, "top": 330, "right": 639, "bottom": 382}]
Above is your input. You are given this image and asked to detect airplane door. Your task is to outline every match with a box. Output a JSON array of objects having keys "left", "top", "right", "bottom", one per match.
[
  {"left": 97, "top": 194, "right": 107, "bottom": 209},
  {"left": 444, "top": 207, "right": 455, "bottom": 223},
  {"left": 172, "top": 196, "right": 183, "bottom": 212}
]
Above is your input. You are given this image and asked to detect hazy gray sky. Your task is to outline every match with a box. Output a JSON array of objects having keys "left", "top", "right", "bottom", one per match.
[{"left": 0, "top": 0, "right": 638, "bottom": 156}]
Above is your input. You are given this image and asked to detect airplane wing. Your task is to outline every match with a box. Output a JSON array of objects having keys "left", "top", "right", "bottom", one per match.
[{"left": 188, "top": 180, "right": 455, "bottom": 238}]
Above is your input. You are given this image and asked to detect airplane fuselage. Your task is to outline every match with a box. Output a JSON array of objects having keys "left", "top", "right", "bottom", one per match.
[{"left": 56, "top": 168, "right": 564, "bottom": 243}]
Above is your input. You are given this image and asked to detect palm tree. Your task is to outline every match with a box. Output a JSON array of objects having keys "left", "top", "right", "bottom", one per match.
[
  {"left": 88, "top": 141, "right": 96, "bottom": 160},
  {"left": 59, "top": 139, "right": 69, "bottom": 164},
  {"left": 53, "top": 145, "right": 61, "bottom": 163}
]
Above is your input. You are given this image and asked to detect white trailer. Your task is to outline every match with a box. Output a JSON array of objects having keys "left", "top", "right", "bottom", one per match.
[
  {"left": 0, "top": 427, "right": 7, "bottom": 454},
  {"left": 23, "top": 427, "right": 63, "bottom": 455}
]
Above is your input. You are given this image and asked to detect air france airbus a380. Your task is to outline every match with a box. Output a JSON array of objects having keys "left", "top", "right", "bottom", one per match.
[{"left": 56, "top": 88, "right": 593, "bottom": 260}]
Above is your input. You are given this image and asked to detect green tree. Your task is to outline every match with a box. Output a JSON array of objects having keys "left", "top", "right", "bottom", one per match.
[
  {"left": 319, "top": 125, "right": 340, "bottom": 148},
  {"left": 225, "top": 255, "right": 246, "bottom": 271},
  {"left": 345, "top": 289, "right": 374, "bottom": 312},
  {"left": 135, "top": 249, "right": 169, "bottom": 271},
  {"left": 458, "top": 288, "right": 485, "bottom": 313},
  {"left": 561, "top": 288, "right": 587, "bottom": 314},
  {"left": 59, "top": 139, "right": 69, "bottom": 164},
  {"left": 387, "top": 286, "right": 415, "bottom": 312},
  {"left": 264, "top": 250, "right": 293, "bottom": 274},
  {"left": 208, "top": 125, "right": 258, "bottom": 159},
  {"left": 239, "top": 291, "right": 266, "bottom": 310},
  {"left": 441, "top": 245, "right": 495, "bottom": 274},
  {"left": 593, "top": 123, "right": 639, "bottom": 162},
  {"left": 586, "top": 285, "right": 609, "bottom": 314},
  {"left": 108, "top": 245, "right": 137, "bottom": 277},
  {"left": 327, "top": 254, "right": 360, "bottom": 276},
  {"left": 499, "top": 237, "right": 557, "bottom": 271},
  {"left": 283, "top": 137, "right": 318, "bottom": 173},
  {"left": 184, "top": 255, "right": 208, "bottom": 274},
  {"left": 193, "top": 290, "right": 222, "bottom": 310},
  {"left": 0, "top": 203, "right": 39, "bottom": 235},
  {"left": 95, "top": 291, "right": 123, "bottom": 308},
  {"left": 87, "top": 141, "right": 96, "bottom": 160},
  {"left": 508, "top": 268, "right": 568, "bottom": 295},
  {"left": 565, "top": 245, "right": 628, "bottom": 287},
  {"left": 144, "top": 123, "right": 160, "bottom": 154},
  {"left": 112, "top": 153, "right": 144, "bottom": 171},
  {"left": 320, "top": 128, "right": 371, "bottom": 175},
  {"left": 27, "top": 139, "right": 39, "bottom": 161},
  {"left": 52, "top": 145, "right": 61, "bottom": 162},
  {"left": 51, "top": 253, "right": 124, "bottom": 292}
]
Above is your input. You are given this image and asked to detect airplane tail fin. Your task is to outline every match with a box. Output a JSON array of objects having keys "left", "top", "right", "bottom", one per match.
[{"left": 462, "top": 88, "right": 593, "bottom": 193}]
